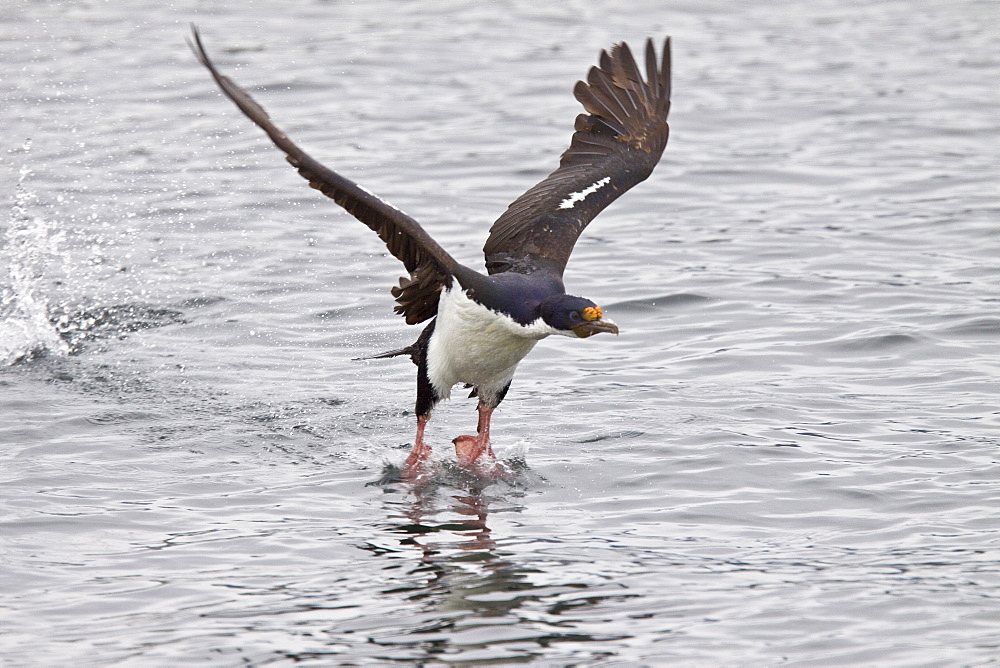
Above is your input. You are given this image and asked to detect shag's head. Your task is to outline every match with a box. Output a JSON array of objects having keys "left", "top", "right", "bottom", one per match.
[{"left": 539, "top": 295, "right": 619, "bottom": 338}]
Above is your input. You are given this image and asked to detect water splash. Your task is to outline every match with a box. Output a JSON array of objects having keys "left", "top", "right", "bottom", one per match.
[
  {"left": 1, "top": 146, "right": 187, "bottom": 365},
  {"left": 0, "top": 154, "right": 71, "bottom": 365}
]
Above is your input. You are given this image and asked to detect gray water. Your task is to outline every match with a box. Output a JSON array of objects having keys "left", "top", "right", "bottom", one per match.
[{"left": 2, "top": 1, "right": 998, "bottom": 665}]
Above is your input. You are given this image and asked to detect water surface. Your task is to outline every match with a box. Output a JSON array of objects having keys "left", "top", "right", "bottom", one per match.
[{"left": 2, "top": 0, "right": 998, "bottom": 664}]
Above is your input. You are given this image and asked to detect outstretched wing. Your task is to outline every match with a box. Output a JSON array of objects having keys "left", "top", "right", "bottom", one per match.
[
  {"left": 483, "top": 37, "right": 671, "bottom": 276},
  {"left": 188, "top": 26, "right": 457, "bottom": 324}
]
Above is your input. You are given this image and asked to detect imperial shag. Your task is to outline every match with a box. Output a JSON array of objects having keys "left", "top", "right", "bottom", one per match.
[{"left": 190, "top": 28, "right": 672, "bottom": 480}]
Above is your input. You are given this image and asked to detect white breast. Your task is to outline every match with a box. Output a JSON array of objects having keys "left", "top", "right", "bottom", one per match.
[{"left": 426, "top": 287, "right": 558, "bottom": 402}]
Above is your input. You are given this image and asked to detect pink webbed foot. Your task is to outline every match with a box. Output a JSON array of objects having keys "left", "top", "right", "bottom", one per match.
[
  {"left": 453, "top": 434, "right": 495, "bottom": 466},
  {"left": 453, "top": 434, "right": 504, "bottom": 477},
  {"left": 401, "top": 415, "right": 432, "bottom": 482},
  {"left": 452, "top": 402, "right": 507, "bottom": 476}
]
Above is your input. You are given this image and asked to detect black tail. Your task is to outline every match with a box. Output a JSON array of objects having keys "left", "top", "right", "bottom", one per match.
[
  {"left": 352, "top": 320, "right": 435, "bottom": 364},
  {"left": 353, "top": 345, "right": 416, "bottom": 361}
]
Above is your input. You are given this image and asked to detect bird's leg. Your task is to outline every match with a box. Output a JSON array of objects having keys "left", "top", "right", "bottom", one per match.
[
  {"left": 454, "top": 402, "right": 496, "bottom": 466},
  {"left": 402, "top": 414, "right": 432, "bottom": 480}
]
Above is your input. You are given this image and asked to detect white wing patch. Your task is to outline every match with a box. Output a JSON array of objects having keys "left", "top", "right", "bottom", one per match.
[{"left": 558, "top": 176, "right": 611, "bottom": 210}]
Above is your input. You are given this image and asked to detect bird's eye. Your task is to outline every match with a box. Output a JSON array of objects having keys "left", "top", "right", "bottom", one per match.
[{"left": 569, "top": 311, "right": 583, "bottom": 323}]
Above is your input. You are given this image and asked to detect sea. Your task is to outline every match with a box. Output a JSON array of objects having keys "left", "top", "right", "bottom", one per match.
[{"left": 2, "top": 0, "right": 998, "bottom": 665}]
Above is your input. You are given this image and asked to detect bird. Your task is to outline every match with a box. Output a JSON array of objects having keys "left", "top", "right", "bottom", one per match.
[{"left": 189, "top": 27, "right": 671, "bottom": 480}]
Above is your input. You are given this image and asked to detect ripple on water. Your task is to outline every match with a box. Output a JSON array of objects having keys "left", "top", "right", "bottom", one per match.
[{"left": 2, "top": 1, "right": 999, "bottom": 665}]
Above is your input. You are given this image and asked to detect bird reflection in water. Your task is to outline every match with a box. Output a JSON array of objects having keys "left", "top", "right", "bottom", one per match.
[
  {"left": 357, "top": 472, "right": 630, "bottom": 659},
  {"left": 371, "top": 475, "right": 537, "bottom": 615}
]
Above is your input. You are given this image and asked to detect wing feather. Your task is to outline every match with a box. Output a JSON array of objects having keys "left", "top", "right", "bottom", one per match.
[
  {"left": 483, "top": 37, "right": 671, "bottom": 276},
  {"left": 188, "top": 26, "right": 458, "bottom": 324}
]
